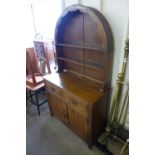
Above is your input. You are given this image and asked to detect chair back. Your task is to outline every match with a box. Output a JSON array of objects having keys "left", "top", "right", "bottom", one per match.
[{"left": 26, "top": 47, "right": 41, "bottom": 84}]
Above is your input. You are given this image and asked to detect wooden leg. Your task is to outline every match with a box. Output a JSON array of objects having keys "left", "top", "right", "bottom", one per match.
[
  {"left": 50, "top": 110, "right": 54, "bottom": 116},
  {"left": 48, "top": 103, "right": 54, "bottom": 116},
  {"left": 88, "top": 140, "right": 93, "bottom": 149}
]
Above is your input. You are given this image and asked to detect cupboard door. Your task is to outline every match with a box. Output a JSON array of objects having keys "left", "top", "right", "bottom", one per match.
[
  {"left": 67, "top": 106, "right": 89, "bottom": 141},
  {"left": 50, "top": 94, "right": 68, "bottom": 125}
]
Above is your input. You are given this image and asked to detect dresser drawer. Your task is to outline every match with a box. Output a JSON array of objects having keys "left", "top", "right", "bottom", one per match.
[
  {"left": 65, "top": 93, "right": 89, "bottom": 118},
  {"left": 45, "top": 80, "right": 63, "bottom": 97}
]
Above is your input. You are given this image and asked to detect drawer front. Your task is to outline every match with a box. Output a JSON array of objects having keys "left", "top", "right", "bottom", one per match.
[
  {"left": 45, "top": 80, "right": 63, "bottom": 98},
  {"left": 65, "top": 93, "right": 89, "bottom": 118}
]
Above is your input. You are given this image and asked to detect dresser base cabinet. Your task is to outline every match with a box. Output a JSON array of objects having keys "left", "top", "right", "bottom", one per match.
[
  {"left": 44, "top": 4, "right": 113, "bottom": 149},
  {"left": 44, "top": 72, "right": 109, "bottom": 149}
]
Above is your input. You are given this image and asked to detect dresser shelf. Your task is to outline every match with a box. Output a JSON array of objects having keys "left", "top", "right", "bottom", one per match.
[
  {"left": 55, "top": 43, "right": 106, "bottom": 52},
  {"left": 57, "top": 56, "right": 104, "bottom": 71}
]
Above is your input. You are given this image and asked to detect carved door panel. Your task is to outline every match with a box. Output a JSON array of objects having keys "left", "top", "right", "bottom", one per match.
[
  {"left": 67, "top": 106, "right": 89, "bottom": 141},
  {"left": 50, "top": 94, "right": 68, "bottom": 125}
]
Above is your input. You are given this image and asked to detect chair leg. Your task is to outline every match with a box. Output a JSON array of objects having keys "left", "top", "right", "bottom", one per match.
[
  {"left": 42, "top": 87, "right": 45, "bottom": 96},
  {"left": 29, "top": 90, "right": 33, "bottom": 102},
  {"left": 35, "top": 91, "right": 40, "bottom": 116}
]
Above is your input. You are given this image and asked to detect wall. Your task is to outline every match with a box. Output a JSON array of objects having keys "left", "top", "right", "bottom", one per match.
[
  {"left": 31, "top": 0, "right": 63, "bottom": 39},
  {"left": 64, "top": 0, "right": 129, "bottom": 128},
  {"left": 25, "top": 1, "right": 36, "bottom": 47}
]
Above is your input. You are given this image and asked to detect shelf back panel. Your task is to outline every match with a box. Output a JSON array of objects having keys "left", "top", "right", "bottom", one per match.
[{"left": 55, "top": 5, "right": 114, "bottom": 85}]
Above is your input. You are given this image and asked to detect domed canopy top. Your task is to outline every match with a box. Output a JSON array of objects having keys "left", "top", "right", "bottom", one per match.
[
  {"left": 54, "top": 4, "right": 114, "bottom": 85},
  {"left": 55, "top": 4, "right": 113, "bottom": 51}
]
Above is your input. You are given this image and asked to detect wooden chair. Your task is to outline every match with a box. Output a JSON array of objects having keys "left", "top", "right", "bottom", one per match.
[{"left": 26, "top": 47, "right": 48, "bottom": 115}]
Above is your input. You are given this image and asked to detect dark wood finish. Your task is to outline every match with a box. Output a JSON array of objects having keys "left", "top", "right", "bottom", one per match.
[
  {"left": 44, "top": 72, "right": 110, "bottom": 148},
  {"left": 50, "top": 94, "right": 68, "bottom": 125},
  {"left": 67, "top": 106, "right": 89, "bottom": 141},
  {"left": 44, "top": 4, "right": 113, "bottom": 148},
  {"left": 57, "top": 57, "right": 104, "bottom": 71},
  {"left": 55, "top": 5, "right": 113, "bottom": 85},
  {"left": 55, "top": 43, "right": 106, "bottom": 51},
  {"left": 46, "top": 91, "right": 54, "bottom": 116}
]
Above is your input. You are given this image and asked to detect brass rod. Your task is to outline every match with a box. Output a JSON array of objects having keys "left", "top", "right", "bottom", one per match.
[
  {"left": 117, "top": 87, "right": 129, "bottom": 125},
  {"left": 113, "top": 135, "right": 126, "bottom": 144},
  {"left": 119, "top": 139, "right": 129, "bottom": 155},
  {"left": 117, "top": 81, "right": 129, "bottom": 85},
  {"left": 123, "top": 97, "right": 129, "bottom": 127},
  {"left": 108, "top": 81, "right": 120, "bottom": 124},
  {"left": 113, "top": 39, "right": 129, "bottom": 125},
  {"left": 99, "top": 39, "right": 129, "bottom": 146}
]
